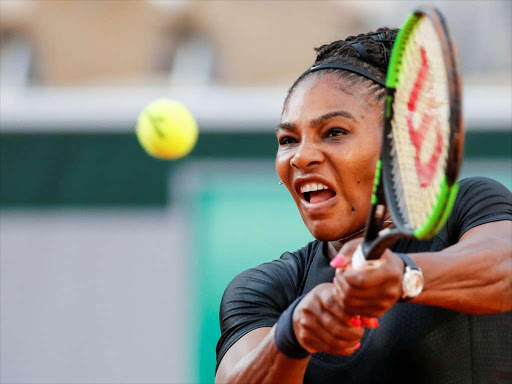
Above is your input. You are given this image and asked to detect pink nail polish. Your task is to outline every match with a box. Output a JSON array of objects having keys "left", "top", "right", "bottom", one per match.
[
  {"left": 354, "top": 342, "right": 361, "bottom": 350},
  {"left": 330, "top": 255, "right": 345, "bottom": 268},
  {"left": 350, "top": 317, "right": 362, "bottom": 327}
]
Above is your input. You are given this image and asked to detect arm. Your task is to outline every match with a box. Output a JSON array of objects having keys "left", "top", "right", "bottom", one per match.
[
  {"left": 333, "top": 221, "right": 512, "bottom": 317},
  {"left": 411, "top": 220, "right": 512, "bottom": 314},
  {"left": 215, "top": 283, "right": 364, "bottom": 384},
  {"left": 215, "top": 327, "right": 309, "bottom": 384}
]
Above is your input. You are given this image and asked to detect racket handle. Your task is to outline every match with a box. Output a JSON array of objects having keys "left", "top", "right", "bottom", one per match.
[
  {"left": 351, "top": 245, "right": 366, "bottom": 270},
  {"left": 351, "top": 244, "right": 383, "bottom": 270}
]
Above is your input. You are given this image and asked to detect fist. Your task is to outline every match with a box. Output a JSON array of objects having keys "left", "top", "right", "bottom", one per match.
[
  {"left": 332, "top": 239, "right": 405, "bottom": 318},
  {"left": 293, "top": 283, "right": 364, "bottom": 355}
]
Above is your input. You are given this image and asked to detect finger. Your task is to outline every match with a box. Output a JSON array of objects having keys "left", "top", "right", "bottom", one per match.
[
  {"left": 330, "top": 254, "right": 345, "bottom": 268},
  {"left": 331, "top": 340, "right": 362, "bottom": 356},
  {"left": 343, "top": 263, "right": 401, "bottom": 289},
  {"left": 339, "top": 254, "right": 352, "bottom": 270},
  {"left": 335, "top": 271, "right": 400, "bottom": 301},
  {"left": 339, "top": 238, "right": 363, "bottom": 258},
  {"left": 343, "top": 300, "right": 388, "bottom": 318},
  {"left": 349, "top": 316, "right": 362, "bottom": 328},
  {"left": 331, "top": 280, "right": 383, "bottom": 317},
  {"left": 306, "top": 332, "right": 362, "bottom": 356},
  {"left": 296, "top": 321, "right": 361, "bottom": 355},
  {"left": 324, "top": 340, "right": 362, "bottom": 356},
  {"left": 329, "top": 339, "right": 362, "bottom": 356},
  {"left": 319, "top": 283, "right": 353, "bottom": 325},
  {"left": 330, "top": 251, "right": 353, "bottom": 269},
  {"left": 318, "top": 309, "right": 364, "bottom": 341},
  {"left": 334, "top": 270, "right": 385, "bottom": 300},
  {"left": 294, "top": 311, "right": 335, "bottom": 353},
  {"left": 362, "top": 317, "right": 379, "bottom": 329},
  {"left": 332, "top": 271, "right": 350, "bottom": 301},
  {"left": 334, "top": 273, "right": 400, "bottom": 317},
  {"left": 343, "top": 269, "right": 386, "bottom": 289},
  {"left": 344, "top": 295, "right": 395, "bottom": 311}
]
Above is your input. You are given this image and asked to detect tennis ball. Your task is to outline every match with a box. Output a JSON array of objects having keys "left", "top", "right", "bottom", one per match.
[{"left": 136, "top": 99, "right": 198, "bottom": 160}]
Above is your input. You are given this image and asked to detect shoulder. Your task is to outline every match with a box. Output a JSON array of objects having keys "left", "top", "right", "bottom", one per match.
[
  {"left": 223, "top": 240, "right": 321, "bottom": 306},
  {"left": 454, "top": 176, "right": 512, "bottom": 214},
  {"left": 446, "top": 176, "right": 512, "bottom": 241},
  {"left": 216, "top": 240, "right": 321, "bottom": 370},
  {"left": 457, "top": 176, "right": 512, "bottom": 199}
]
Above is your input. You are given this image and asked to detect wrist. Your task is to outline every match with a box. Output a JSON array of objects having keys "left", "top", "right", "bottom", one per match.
[
  {"left": 395, "top": 253, "right": 424, "bottom": 302},
  {"left": 274, "top": 294, "right": 310, "bottom": 359},
  {"left": 395, "top": 253, "right": 406, "bottom": 298}
]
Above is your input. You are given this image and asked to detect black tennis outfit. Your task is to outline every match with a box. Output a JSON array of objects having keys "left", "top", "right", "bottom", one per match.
[{"left": 217, "top": 177, "right": 512, "bottom": 383}]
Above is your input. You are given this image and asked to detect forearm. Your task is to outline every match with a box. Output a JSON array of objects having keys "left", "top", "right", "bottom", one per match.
[
  {"left": 223, "top": 326, "right": 309, "bottom": 384},
  {"left": 411, "top": 230, "right": 512, "bottom": 314}
]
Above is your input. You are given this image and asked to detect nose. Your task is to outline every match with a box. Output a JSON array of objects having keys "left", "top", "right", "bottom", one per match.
[{"left": 290, "top": 141, "right": 325, "bottom": 170}]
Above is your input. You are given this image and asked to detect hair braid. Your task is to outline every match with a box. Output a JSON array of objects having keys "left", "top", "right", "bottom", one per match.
[{"left": 284, "top": 27, "right": 398, "bottom": 109}]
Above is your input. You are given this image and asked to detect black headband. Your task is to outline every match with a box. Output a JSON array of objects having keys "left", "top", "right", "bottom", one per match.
[
  {"left": 302, "top": 32, "right": 392, "bottom": 87},
  {"left": 301, "top": 63, "right": 386, "bottom": 87}
]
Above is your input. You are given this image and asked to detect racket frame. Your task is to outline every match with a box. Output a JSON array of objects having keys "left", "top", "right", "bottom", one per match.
[{"left": 360, "top": 6, "right": 464, "bottom": 262}]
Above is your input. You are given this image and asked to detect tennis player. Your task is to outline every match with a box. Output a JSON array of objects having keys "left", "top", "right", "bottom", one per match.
[{"left": 215, "top": 28, "right": 512, "bottom": 383}]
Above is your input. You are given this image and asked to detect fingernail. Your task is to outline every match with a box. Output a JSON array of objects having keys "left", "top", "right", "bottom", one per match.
[
  {"left": 354, "top": 342, "right": 361, "bottom": 350},
  {"left": 330, "top": 255, "right": 345, "bottom": 268},
  {"left": 350, "top": 317, "right": 362, "bottom": 327},
  {"left": 368, "top": 318, "right": 379, "bottom": 328}
]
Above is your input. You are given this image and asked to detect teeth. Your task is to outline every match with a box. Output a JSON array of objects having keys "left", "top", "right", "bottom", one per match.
[{"left": 300, "top": 183, "right": 329, "bottom": 193}]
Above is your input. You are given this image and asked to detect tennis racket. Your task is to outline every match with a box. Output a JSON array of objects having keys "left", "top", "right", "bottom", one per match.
[{"left": 351, "top": 7, "right": 464, "bottom": 270}]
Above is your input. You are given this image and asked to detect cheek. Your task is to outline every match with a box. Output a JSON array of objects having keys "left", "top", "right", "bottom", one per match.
[
  {"left": 336, "top": 135, "right": 381, "bottom": 206},
  {"left": 275, "top": 149, "right": 291, "bottom": 182},
  {"left": 357, "top": 141, "right": 381, "bottom": 204},
  {"left": 357, "top": 144, "right": 380, "bottom": 181}
]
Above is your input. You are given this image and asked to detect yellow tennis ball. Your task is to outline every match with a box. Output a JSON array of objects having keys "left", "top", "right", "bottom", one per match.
[{"left": 136, "top": 99, "right": 198, "bottom": 160}]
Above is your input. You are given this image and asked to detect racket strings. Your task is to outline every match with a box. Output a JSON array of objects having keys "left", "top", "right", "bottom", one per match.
[
  {"left": 389, "top": 16, "right": 451, "bottom": 229},
  {"left": 389, "top": 133, "right": 411, "bottom": 225}
]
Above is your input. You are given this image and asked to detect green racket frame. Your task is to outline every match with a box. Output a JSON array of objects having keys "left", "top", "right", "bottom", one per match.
[{"left": 362, "top": 7, "right": 464, "bottom": 260}]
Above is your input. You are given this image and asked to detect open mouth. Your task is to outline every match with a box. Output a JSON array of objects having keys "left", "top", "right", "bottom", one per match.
[{"left": 301, "top": 183, "right": 336, "bottom": 204}]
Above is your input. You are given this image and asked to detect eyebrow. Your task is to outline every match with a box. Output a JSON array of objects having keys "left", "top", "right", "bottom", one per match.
[{"left": 276, "top": 110, "right": 358, "bottom": 132}]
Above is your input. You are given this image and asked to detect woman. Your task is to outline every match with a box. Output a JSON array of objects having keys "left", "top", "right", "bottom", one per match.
[{"left": 215, "top": 28, "right": 512, "bottom": 384}]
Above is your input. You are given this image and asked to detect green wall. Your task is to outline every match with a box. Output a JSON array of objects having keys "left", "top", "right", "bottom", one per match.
[{"left": 1, "top": 130, "right": 510, "bottom": 207}]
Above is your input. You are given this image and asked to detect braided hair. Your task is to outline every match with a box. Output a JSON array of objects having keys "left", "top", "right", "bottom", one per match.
[{"left": 284, "top": 27, "right": 398, "bottom": 109}]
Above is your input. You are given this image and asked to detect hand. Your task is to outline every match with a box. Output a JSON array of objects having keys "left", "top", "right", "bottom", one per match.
[
  {"left": 292, "top": 283, "right": 364, "bottom": 355},
  {"left": 331, "top": 238, "right": 405, "bottom": 319}
]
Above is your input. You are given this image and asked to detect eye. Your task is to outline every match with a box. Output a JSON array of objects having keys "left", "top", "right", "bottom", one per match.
[
  {"left": 327, "top": 128, "right": 348, "bottom": 137},
  {"left": 279, "top": 137, "right": 298, "bottom": 145}
]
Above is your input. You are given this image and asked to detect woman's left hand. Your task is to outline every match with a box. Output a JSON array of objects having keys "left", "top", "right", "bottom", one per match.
[{"left": 331, "top": 238, "right": 405, "bottom": 319}]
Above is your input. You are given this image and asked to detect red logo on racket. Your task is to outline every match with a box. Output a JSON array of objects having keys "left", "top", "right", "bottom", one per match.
[{"left": 406, "top": 46, "right": 443, "bottom": 188}]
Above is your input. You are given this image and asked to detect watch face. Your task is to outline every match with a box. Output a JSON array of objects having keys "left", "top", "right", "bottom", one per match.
[{"left": 403, "top": 269, "right": 424, "bottom": 297}]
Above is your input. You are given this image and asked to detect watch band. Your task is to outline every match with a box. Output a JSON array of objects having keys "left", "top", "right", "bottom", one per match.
[
  {"left": 395, "top": 252, "right": 420, "bottom": 271},
  {"left": 395, "top": 253, "right": 423, "bottom": 302}
]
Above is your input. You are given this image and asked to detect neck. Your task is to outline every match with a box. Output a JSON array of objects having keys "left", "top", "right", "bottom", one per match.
[{"left": 327, "top": 211, "right": 394, "bottom": 260}]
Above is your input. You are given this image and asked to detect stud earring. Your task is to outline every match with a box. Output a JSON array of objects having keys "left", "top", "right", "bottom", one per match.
[{"left": 279, "top": 180, "right": 284, "bottom": 185}]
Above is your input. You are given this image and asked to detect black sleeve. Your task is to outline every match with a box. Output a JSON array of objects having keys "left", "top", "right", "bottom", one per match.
[
  {"left": 446, "top": 177, "right": 512, "bottom": 242},
  {"left": 215, "top": 249, "right": 307, "bottom": 371}
]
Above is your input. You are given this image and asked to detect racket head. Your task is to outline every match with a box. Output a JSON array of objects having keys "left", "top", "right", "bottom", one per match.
[{"left": 381, "top": 7, "right": 464, "bottom": 240}]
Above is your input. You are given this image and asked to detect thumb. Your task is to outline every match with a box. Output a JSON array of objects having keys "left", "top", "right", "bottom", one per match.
[
  {"left": 330, "top": 238, "right": 364, "bottom": 269},
  {"left": 340, "top": 237, "right": 363, "bottom": 257}
]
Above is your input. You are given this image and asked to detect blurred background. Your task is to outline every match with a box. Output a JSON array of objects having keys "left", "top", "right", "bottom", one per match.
[{"left": 0, "top": 1, "right": 510, "bottom": 383}]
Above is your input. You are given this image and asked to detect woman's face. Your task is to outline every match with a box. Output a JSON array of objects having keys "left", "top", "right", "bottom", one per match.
[{"left": 276, "top": 73, "right": 383, "bottom": 241}]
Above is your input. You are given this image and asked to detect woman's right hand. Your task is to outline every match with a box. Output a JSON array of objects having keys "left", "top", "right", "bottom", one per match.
[{"left": 292, "top": 283, "right": 364, "bottom": 356}]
